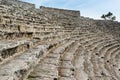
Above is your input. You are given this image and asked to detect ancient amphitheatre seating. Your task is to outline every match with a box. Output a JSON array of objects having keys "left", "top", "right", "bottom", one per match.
[{"left": 0, "top": 0, "right": 120, "bottom": 80}]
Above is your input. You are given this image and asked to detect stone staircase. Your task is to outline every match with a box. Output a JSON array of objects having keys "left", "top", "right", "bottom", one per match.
[
  {"left": 0, "top": 32, "right": 119, "bottom": 80},
  {"left": 0, "top": 0, "right": 120, "bottom": 80}
]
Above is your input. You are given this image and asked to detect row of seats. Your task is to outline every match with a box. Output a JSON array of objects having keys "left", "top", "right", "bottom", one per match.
[
  {"left": 0, "top": 0, "right": 119, "bottom": 80},
  {"left": 25, "top": 33, "right": 120, "bottom": 80}
]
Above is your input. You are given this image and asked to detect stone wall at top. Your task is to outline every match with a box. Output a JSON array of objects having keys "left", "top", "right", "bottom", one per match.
[
  {"left": 39, "top": 6, "right": 81, "bottom": 35},
  {"left": 40, "top": 6, "right": 80, "bottom": 18}
]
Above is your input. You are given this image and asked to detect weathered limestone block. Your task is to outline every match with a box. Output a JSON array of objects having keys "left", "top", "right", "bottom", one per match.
[
  {"left": 18, "top": 24, "right": 33, "bottom": 32},
  {"left": 0, "top": 39, "right": 39, "bottom": 63},
  {"left": 0, "top": 24, "right": 20, "bottom": 32},
  {"left": 0, "top": 44, "right": 49, "bottom": 80},
  {"left": 40, "top": 6, "right": 80, "bottom": 18},
  {"left": 0, "top": 31, "right": 33, "bottom": 40}
]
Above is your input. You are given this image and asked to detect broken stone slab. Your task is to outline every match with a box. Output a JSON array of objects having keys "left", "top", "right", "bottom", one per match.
[
  {"left": 0, "top": 44, "right": 50, "bottom": 80},
  {"left": 0, "top": 39, "right": 39, "bottom": 63}
]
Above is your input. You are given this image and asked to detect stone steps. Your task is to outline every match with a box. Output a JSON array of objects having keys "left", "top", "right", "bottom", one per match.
[
  {"left": 28, "top": 35, "right": 112, "bottom": 80},
  {"left": 76, "top": 36, "right": 111, "bottom": 80},
  {"left": 73, "top": 46, "right": 88, "bottom": 80},
  {"left": 80, "top": 37, "right": 120, "bottom": 80},
  {"left": 0, "top": 32, "right": 119, "bottom": 80},
  {"left": 58, "top": 41, "right": 79, "bottom": 80},
  {"left": 27, "top": 40, "right": 75, "bottom": 80},
  {"left": 0, "top": 44, "right": 49, "bottom": 80},
  {"left": 0, "top": 33, "right": 119, "bottom": 80},
  {"left": 0, "top": 0, "right": 120, "bottom": 80},
  {"left": 0, "top": 37, "right": 67, "bottom": 80}
]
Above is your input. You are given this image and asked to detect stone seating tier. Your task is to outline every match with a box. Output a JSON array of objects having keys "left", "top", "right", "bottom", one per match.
[{"left": 0, "top": 0, "right": 120, "bottom": 80}]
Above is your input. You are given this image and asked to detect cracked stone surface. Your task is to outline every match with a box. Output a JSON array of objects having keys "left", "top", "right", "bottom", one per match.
[{"left": 0, "top": 0, "right": 120, "bottom": 80}]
